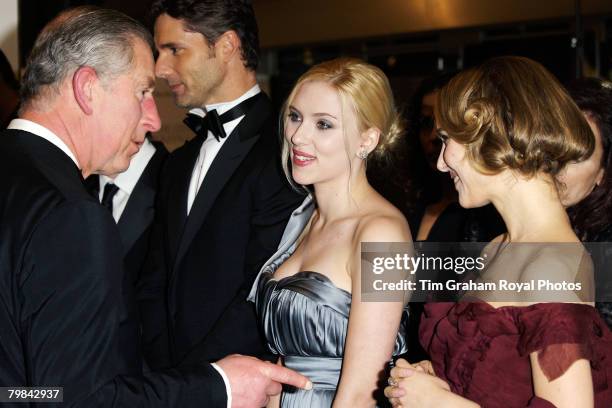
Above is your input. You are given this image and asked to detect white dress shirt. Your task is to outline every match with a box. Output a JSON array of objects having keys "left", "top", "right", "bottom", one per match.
[
  {"left": 186, "top": 84, "right": 261, "bottom": 214},
  {"left": 8, "top": 118, "right": 80, "bottom": 168},
  {"left": 99, "top": 138, "right": 156, "bottom": 222}
]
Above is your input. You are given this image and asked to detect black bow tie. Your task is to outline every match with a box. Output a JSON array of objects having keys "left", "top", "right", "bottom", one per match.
[
  {"left": 184, "top": 109, "right": 225, "bottom": 141},
  {"left": 183, "top": 93, "right": 260, "bottom": 142}
]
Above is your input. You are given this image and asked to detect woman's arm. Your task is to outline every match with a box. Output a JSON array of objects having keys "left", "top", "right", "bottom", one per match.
[
  {"left": 332, "top": 216, "right": 410, "bottom": 407},
  {"left": 530, "top": 353, "right": 593, "bottom": 408},
  {"left": 521, "top": 251, "right": 595, "bottom": 407}
]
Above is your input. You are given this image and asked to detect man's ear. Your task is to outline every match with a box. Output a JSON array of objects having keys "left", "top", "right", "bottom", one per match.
[
  {"left": 215, "top": 30, "right": 240, "bottom": 63},
  {"left": 360, "top": 127, "right": 381, "bottom": 154},
  {"left": 72, "top": 66, "right": 98, "bottom": 115}
]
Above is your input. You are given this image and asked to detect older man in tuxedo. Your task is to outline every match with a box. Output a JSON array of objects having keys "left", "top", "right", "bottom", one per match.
[{"left": 0, "top": 6, "right": 309, "bottom": 407}]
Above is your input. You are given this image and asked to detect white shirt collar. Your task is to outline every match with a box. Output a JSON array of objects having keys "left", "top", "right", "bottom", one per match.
[
  {"left": 188, "top": 84, "right": 261, "bottom": 118},
  {"left": 100, "top": 137, "right": 156, "bottom": 195},
  {"left": 8, "top": 118, "right": 80, "bottom": 168}
]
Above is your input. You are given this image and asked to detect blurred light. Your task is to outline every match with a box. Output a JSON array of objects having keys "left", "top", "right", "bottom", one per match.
[{"left": 303, "top": 48, "right": 314, "bottom": 66}]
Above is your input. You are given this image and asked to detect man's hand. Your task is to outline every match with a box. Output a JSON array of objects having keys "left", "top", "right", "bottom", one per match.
[{"left": 216, "top": 354, "right": 312, "bottom": 408}]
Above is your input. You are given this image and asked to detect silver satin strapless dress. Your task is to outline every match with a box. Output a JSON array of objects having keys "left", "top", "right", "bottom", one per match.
[{"left": 248, "top": 197, "right": 407, "bottom": 407}]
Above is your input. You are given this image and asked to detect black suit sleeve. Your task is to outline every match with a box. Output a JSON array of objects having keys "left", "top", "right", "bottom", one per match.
[
  {"left": 182, "top": 154, "right": 304, "bottom": 363},
  {"left": 22, "top": 201, "right": 225, "bottom": 407}
]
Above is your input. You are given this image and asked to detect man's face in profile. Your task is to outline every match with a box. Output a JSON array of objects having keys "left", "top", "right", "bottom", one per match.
[
  {"left": 154, "top": 13, "right": 225, "bottom": 108},
  {"left": 93, "top": 38, "right": 162, "bottom": 176}
]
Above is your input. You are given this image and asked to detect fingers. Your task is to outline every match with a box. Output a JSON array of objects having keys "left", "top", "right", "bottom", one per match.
[
  {"left": 395, "top": 358, "right": 410, "bottom": 368},
  {"left": 257, "top": 396, "right": 270, "bottom": 407},
  {"left": 384, "top": 385, "right": 406, "bottom": 399},
  {"left": 384, "top": 380, "right": 406, "bottom": 408},
  {"left": 263, "top": 361, "right": 313, "bottom": 390},
  {"left": 389, "top": 397, "right": 403, "bottom": 408},
  {"left": 390, "top": 365, "right": 415, "bottom": 379},
  {"left": 264, "top": 381, "right": 282, "bottom": 396},
  {"left": 416, "top": 360, "right": 434, "bottom": 375}
]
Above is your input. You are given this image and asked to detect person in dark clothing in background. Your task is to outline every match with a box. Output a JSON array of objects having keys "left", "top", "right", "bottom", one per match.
[
  {"left": 561, "top": 77, "right": 612, "bottom": 329},
  {"left": 404, "top": 73, "right": 504, "bottom": 242}
]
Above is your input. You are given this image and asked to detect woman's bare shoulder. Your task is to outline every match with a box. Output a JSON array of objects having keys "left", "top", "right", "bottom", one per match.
[{"left": 356, "top": 199, "right": 411, "bottom": 243}]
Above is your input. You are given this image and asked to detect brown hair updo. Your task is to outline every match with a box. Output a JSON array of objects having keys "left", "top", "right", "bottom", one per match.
[{"left": 435, "top": 56, "right": 593, "bottom": 177}]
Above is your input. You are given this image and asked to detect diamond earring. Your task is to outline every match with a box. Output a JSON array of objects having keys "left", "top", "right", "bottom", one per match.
[{"left": 357, "top": 149, "right": 368, "bottom": 160}]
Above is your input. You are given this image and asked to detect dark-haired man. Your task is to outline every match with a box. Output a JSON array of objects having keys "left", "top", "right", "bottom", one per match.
[
  {"left": 0, "top": 6, "right": 308, "bottom": 407},
  {"left": 142, "top": 0, "right": 302, "bottom": 370}
]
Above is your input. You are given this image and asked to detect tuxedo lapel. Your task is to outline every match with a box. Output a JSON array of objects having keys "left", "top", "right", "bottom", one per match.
[
  {"left": 171, "top": 93, "right": 271, "bottom": 275},
  {"left": 84, "top": 174, "right": 100, "bottom": 198},
  {"left": 117, "top": 182, "right": 155, "bottom": 255},
  {"left": 116, "top": 146, "right": 166, "bottom": 254},
  {"left": 166, "top": 137, "right": 202, "bottom": 265}
]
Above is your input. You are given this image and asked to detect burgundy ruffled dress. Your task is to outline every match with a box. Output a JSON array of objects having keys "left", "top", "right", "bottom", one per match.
[{"left": 420, "top": 302, "right": 612, "bottom": 407}]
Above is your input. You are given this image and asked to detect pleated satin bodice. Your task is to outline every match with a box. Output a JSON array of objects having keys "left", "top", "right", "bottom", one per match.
[
  {"left": 255, "top": 270, "right": 407, "bottom": 407},
  {"left": 258, "top": 271, "right": 350, "bottom": 358}
]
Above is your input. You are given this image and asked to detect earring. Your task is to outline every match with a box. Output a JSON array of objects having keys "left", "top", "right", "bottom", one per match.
[{"left": 357, "top": 149, "right": 368, "bottom": 160}]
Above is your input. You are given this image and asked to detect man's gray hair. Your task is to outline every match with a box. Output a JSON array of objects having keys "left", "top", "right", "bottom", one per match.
[{"left": 21, "top": 6, "right": 153, "bottom": 107}]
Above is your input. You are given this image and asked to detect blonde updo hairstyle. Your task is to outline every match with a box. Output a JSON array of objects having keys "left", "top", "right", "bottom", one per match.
[
  {"left": 280, "top": 57, "right": 404, "bottom": 186},
  {"left": 435, "top": 56, "right": 594, "bottom": 178}
]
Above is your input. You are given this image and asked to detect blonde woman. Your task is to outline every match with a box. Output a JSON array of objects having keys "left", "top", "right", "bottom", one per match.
[{"left": 248, "top": 58, "right": 410, "bottom": 407}]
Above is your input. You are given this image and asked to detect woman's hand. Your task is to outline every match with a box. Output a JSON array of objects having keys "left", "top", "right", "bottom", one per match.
[
  {"left": 397, "top": 358, "right": 434, "bottom": 375},
  {"left": 385, "top": 362, "right": 479, "bottom": 408}
]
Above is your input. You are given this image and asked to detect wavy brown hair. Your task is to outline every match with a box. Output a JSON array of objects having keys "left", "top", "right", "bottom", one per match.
[{"left": 435, "top": 56, "right": 594, "bottom": 177}]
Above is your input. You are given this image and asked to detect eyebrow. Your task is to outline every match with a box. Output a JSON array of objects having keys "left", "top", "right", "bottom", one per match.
[
  {"left": 288, "top": 105, "right": 338, "bottom": 120},
  {"left": 157, "top": 42, "right": 180, "bottom": 50},
  {"left": 313, "top": 112, "right": 338, "bottom": 119}
]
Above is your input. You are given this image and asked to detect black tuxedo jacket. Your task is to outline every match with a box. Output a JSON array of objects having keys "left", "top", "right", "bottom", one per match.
[
  {"left": 0, "top": 129, "right": 225, "bottom": 407},
  {"left": 140, "top": 92, "right": 303, "bottom": 367},
  {"left": 86, "top": 141, "right": 168, "bottom": 362},
  {"left": 121, "top": 142, "right": 168, "bottom": 277},
  {"left": 86, "top": 141, "right": 168, "bottom": 273}
]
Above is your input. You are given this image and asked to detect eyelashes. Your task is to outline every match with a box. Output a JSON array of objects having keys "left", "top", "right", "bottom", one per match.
[
  {"left": 316, "top": 120, "right": 332, "bottom": 130},
  {"left": 287, "top": 110, "right": 301, "bottom": 123},
  {"left": 287, "top": 110, "right": 333, "bottom": 130}
]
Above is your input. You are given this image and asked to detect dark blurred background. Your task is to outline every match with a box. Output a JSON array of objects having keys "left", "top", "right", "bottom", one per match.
[{"left": 9, "top": 0, "right": 612, "bottom": 148}]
